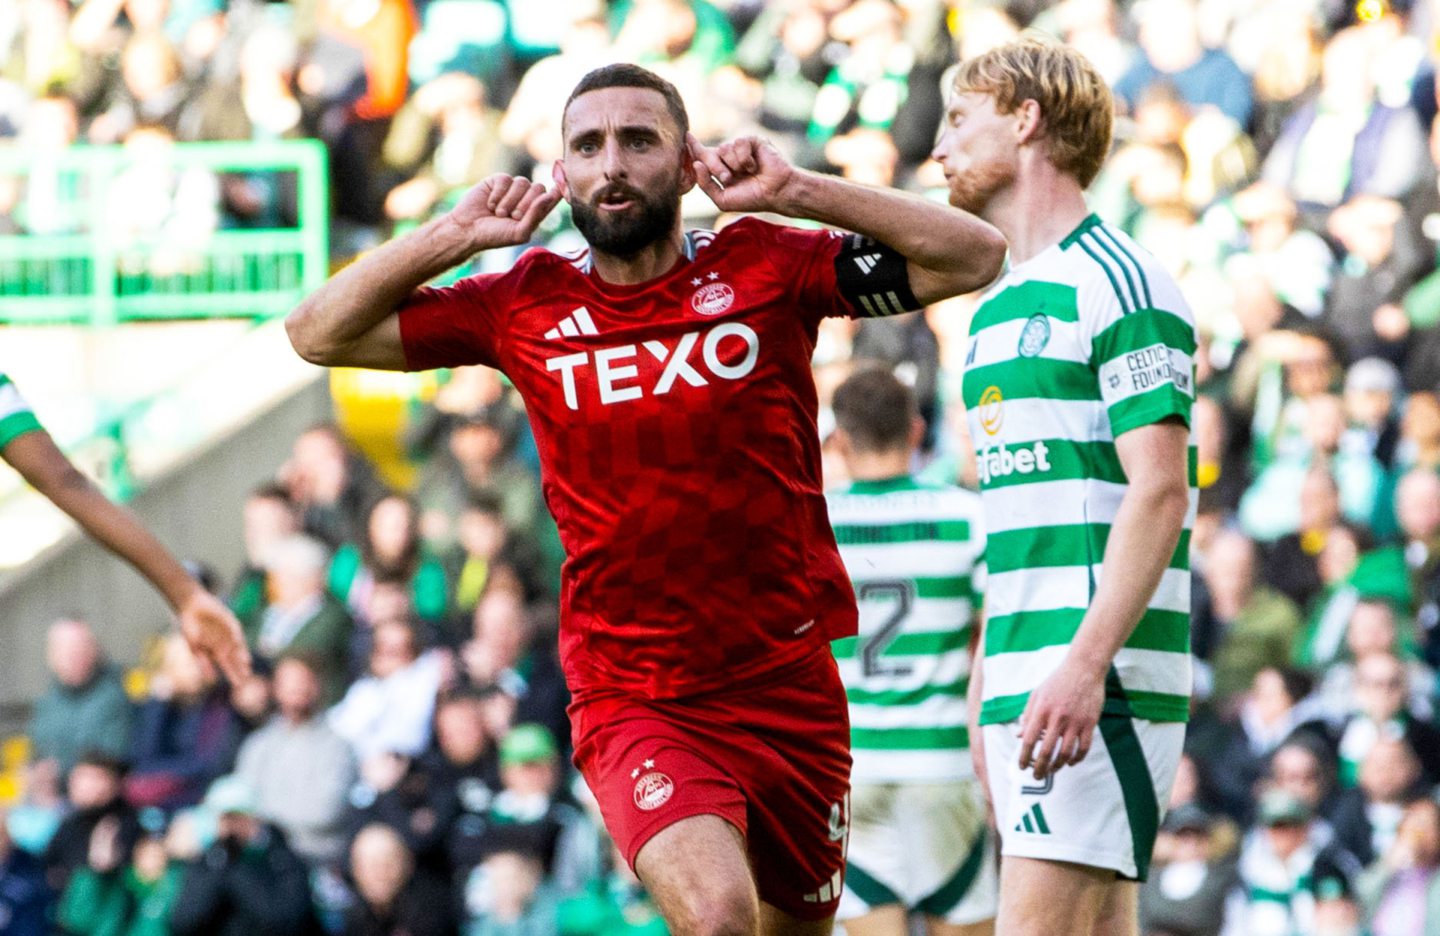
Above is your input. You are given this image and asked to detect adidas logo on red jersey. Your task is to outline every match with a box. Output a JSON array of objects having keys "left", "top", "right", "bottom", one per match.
[{"left": 544, "top": 307, "right": 599, "bottom": 340}]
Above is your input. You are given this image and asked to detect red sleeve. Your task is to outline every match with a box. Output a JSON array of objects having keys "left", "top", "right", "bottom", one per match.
[
  {"left": 754, "top": 220, "right": 860, "bottom": 323},
  {"left": 397, "top": 272, "right": 508, "bottom": 371}
]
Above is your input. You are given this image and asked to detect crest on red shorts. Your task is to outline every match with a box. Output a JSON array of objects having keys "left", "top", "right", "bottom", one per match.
[{"left": 633, "top": 771, "right": 674, "bottom": 811}]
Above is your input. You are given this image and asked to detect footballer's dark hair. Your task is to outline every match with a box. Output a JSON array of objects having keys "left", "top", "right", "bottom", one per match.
[
  {"left": 562, "top": 63, "right": 690, "bottom": 140},
  {"left": 832, "top": 366, "right": 918, "bottom": 454}
]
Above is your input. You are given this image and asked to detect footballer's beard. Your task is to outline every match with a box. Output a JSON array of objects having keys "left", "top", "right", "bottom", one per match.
[
  {"left": 571, "top": 177, "right": 682, "bottom": 259},
  {"left": 948, "top": 157, "right": 1017, "bottom": 217}
]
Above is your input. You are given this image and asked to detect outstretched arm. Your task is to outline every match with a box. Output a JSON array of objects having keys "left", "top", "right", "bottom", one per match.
[
  {"left": 689, "top": 134, "right": 1006, "bottom": 304},
  {"left": 285, "top": 175, "right": 562, "bottom": 370},
  {"left": 3, "top": 429, "right": 251, "bottom": 686}
]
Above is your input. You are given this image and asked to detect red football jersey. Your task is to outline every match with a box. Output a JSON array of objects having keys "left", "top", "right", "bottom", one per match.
[{"left": 398, "top": 217, "right": 860, "bottom": 698}]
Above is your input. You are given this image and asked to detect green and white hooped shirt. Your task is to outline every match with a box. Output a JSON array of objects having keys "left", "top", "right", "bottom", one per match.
[
  {"left": 961, "top": 214, "right": 1198, "bottom": 727},
  {"left": 828, "top": 476, "right": 985, "bottom": 783},
  {"left": 0, "top": 373, "right": 43, "bottom": 450}
]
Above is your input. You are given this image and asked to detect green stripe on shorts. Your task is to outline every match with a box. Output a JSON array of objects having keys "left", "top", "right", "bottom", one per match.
[
  {"left": 1099, "top": 714, "right": 1160, "bottom": 882},
  {"left": 916, "top": 826, "right": 988, "bottom": 917},
  {"left": 844, "top": 861, "right": 901, "bottom": 908}
]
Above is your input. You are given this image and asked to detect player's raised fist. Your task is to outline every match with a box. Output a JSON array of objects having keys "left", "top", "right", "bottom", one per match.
[
  {"left": 688, "top": 133, "right": 797, "bottom": 215},
  {"left": 449, "top": 174, "right": 563, "bottom": 251}
]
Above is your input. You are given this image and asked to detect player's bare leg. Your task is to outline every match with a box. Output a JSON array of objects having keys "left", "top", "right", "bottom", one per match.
[
  {"left": 635, "top": 814, "right": 759, "bottom": 936},
  {"left": 927, "top": 917, "right": 996, "bottom": 936},
  {"left": 758, "top": 900, "right": 837, "bottom": 935},
  {"left": 836, "top": 906, "right": 907, "bottom": 936},
  {"left": 995, "top": 857, "right": 1110, "bottom": 936},
  {"left": 839, "top": 908, "right": 995, "bottom": 936},
  {"left": 1089, "top": 879, "right": 1138, "bottom": 936}
]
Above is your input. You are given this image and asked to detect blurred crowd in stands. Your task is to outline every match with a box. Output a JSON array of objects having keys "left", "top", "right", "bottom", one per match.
[{"left": 3, "top": 0, "right": 1440, "bottom": 933}]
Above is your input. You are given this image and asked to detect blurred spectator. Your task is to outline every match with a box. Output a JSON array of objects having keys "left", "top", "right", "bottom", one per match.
[
  {"left": 1295, "top": 523, "right": 1412, "bottom": 670},
  {"left": 344, "top": 751, "right": 449, "bottom": 876},
  {"left": 88, "top": 32, "right": 194, "bottom": 144},
  {"left": 449, "top": 724, "right": 596, "bottom": 894},
  {"left": 461, "top": 591, "right": 569, "bottom": 749},
  {"left": 1241, "top": 2, "right": 1321, "bottom": 157},
  {"left": 461, "top": 842, "right": 558, "bottom": 936},
  {"left": 424, "top": 688, "right": 502, "bottom": 829},
  {"left": 228, "top": 483, "right": 303, "bottom": 634},
  {"left": 1113, "top": 0, "right": 1252, "bottom": 126},
  {"left": 1234, "top": 327, "right": 1339, "bottom": 477},
  {"left": 1226, "top": 789, "right": 1361, "bottom": 936},
  {"left": 5, "top": 757, "right": 66, "bottom": 857},
  {"left": 497, "top": 2, "right": 614, "bottom": 168},
  {"left": 1398, "top": 396, "right": 1440, "bottom": 471},
  {"left": 29, "top": 617, "right": 134, "bottom": 778},
  {"left": 611, "top": 0, "right": 735, "bottom": 96},
  {"left": 406, "top": 367, "right": 510, "bottom": 464},
  {"left": 56, "top": 824, "right": 183, "bottom": 936},
  {"left": 329, "top": 494, "right": 449, "bottom": 627},
  {"left": 447, "top": 493, "right": 549, "bottom": 621},
  {"left": 1226, "top": 183, "right": 1332, "bottom": 321},
  {"left": 806, "top": 0, "right": 916, "bottom": 164},
  {"left": 1397, "top": 468, "right": 1440, "bottom": 666},
  {"left": 1261, "top": 467, "right": 1342, "bottom": 609},
  {"left": 170, "top": 775, "right": 317, "bottom": 936},
  {"left": 556, "top": 840, "right": 667, "bottom": 936},
  {"left": 183, "top": 17, "right": 305, "bottom": 219},
  {"left": 312, "top": 0, "right": 418, "bottom": 226},
  {"left": 234, "top": 653, "right": 355, "bottom": 865},
  {"left": 1169, "top": 750, "right": 1209, "bottom": 812},
  {"left": 381, "top": 73, "right": 510, "bottom": 227},
  {"left": 1192, "top": 395, "right": 1248, "bottom": 513},
  {"left": 124, "top": 634, "right": 244, "bottom": 811},
  {"left": 1, "top": 0, "right": 102, "bottom": 103},
  {"left": 1325, "top": 196, "right": 1432, "bottom": 365},
  {"left": 1330, "top": 736, "right": 1430, "bottom": 866},
  {"left": 329, "top": 618, "right": 446, "bottom": 762},
  {"left": 1327, "top": 651, "right": 1440, "bottom": 787},
  {"left": 1356, "top": 797, "right": 1440, "bottom": 936},
  {"left": 1138, "top": 803, "right": 1238, "bottom": 936},
  {"left": 1341, "top": 358, "right": 1404, "bottom": 470},
  {"left": 1201, "top": 530, "right": 1303, "bottom": 705},
  {"left": 345, "top": 822, "right": 457, "bottom": 936},
  {"left": 730, "top": 1, "right": 830, "bottom": 151},
  {"left": 282, "top": 424, "right": 388, "bottom": 550},
  {"left": 316, "top": 0, "right": 416, "bottom": 122},
  {"left": 106, "top": 124, "right": 222, "bottom": 279},
  {"left": 1311, "top": 599, "right": 1436, "bottom": 721},
  {"left": 0, "top": 809, "right": 50, "bottom": 936},
  {"left": 1240, "top": 394, "right": 1387, "bottom": 542},
  {"left": 415, "top": 403, "right": 543, "bottom": 547},
  {"left": 6, "top": 93, "right": 87, "bottom": 236},
  {"left": 43, "top": 752, "right": 142, "bottom": 894},
  {"left": 1054, "top": 0, "right": 1134, "bottom": 85},
  {"left": 250, "top": 533, "right": 355, "bottom": 700},
  {"left": 1260, "top": 26, "right": 1427, "bottom": 218},
  {"left": 1267, "top": 735, "right": 1341, "bottom": 837},
  {"left": 1207, "top": 667, "right": 1314, "bottom": 823}
]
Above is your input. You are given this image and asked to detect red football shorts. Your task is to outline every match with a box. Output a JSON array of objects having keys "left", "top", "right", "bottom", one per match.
[{"left": 570, "top": 649, "right": 852, "bottom": 921}]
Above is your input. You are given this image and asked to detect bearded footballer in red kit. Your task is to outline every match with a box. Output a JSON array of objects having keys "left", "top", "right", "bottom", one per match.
[{"left": 286, "top": 64, "right": 1004, "bottom": 936}]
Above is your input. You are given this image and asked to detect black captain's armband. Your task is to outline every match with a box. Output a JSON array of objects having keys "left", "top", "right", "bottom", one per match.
[{"left": 833, "top": 234, "right": 922, "bottom": 317}]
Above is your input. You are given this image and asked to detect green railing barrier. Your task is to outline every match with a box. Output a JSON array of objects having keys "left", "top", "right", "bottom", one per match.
[{"left": 0, "top": 140, "right": 328, "bottom": 324}]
